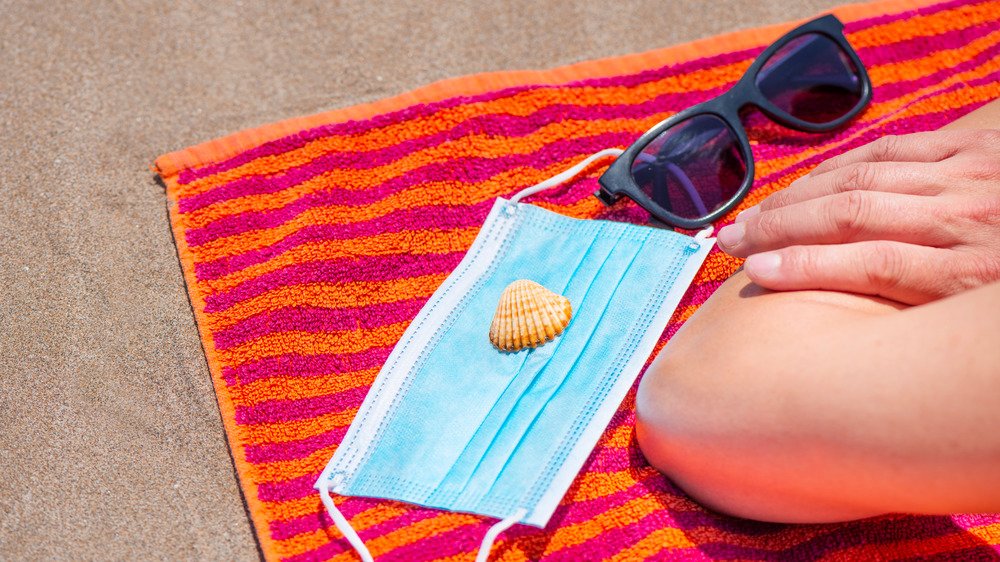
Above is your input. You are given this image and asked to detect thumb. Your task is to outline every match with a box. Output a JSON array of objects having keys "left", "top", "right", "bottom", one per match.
[{"left": 743, "top": 241, "right": 956, "bottom": 305}]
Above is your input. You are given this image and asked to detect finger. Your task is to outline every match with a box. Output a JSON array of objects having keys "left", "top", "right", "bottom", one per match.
[
  {"left": 742, "top": 241, "right": 957, "bottom": 305},
  {"left": 740, "top": 161, "right": 949, "bottom": 218},
  {"left": 720, "top": 191, "right": 957, "bottom": 258},
  {"left": 808, "top": 131, "right": 972, "bottom": 177}
]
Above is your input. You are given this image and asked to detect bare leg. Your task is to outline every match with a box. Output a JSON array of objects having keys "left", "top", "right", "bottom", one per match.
[{"left": 636, "top": 100, "right": 1000, "bottom": 523}]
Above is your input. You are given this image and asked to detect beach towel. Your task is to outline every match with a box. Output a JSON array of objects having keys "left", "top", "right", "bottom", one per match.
[{"left": 154, "top": 0, "right": 1000, "bottom": 559}]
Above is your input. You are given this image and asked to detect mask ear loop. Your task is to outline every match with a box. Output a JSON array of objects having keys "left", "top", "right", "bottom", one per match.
[
  {"left": 319, "top": 479, "right": 374, "bottom": 562},
  {"left": 320, "top": 481, "right": 523, "bottom": 562},
  {"left": 474, "top": 508, "right": 528, "bottom": 562},
  {"left": 507, "top": 148, "right": 624, "bottom": 207}
]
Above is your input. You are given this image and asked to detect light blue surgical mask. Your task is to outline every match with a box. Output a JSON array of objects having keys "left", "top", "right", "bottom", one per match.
[{"left": 316, "top": 149, "right": 714, "bottom": 562}]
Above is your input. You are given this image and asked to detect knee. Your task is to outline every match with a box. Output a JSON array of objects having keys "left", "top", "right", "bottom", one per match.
[
  {"left": 635, "top": 337, "right": 760, "bottom": 519},
  {"left": 634, "top": 334, "right": 879, "bottom": 523}
]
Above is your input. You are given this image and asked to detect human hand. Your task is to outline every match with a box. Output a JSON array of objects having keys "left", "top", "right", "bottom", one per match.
[{"left": 716, "top": 130, "right": 1000, "bottom": 305}]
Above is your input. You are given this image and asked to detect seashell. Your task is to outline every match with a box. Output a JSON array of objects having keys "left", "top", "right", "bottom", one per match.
[{"left": 489, "top": 280, "right": 572, "bottom": 351}]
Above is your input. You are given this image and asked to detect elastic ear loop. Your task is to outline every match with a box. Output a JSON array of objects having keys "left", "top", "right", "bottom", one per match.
[
  {"left": 321, "top": 478, "right": 524, "bottom": 562},
  {"left": 475, "top": 508, "right": 528, "bottom": 562},
  {"left": 319, "top": 479, "right": 374, "bottom": 562},
  {"left": 507, "top": 148, "right": 624, "bottom": 206}
]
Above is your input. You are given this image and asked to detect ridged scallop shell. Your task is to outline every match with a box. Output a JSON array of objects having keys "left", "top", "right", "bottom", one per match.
[{"left": 489, "top": 280, "right": 572, "bottom": 351}]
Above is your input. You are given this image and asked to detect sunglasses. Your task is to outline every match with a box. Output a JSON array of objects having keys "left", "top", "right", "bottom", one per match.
[{"left": 596, "top": 14, "right": 872, "bottom": 229}]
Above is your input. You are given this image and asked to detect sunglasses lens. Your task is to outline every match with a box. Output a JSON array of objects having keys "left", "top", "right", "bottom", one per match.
[
  {"left": 755, "top": 32, "right": 864, "bottom": 125},
  {"left": 630, "top": 114, "right": 747, "bottom": 221}
]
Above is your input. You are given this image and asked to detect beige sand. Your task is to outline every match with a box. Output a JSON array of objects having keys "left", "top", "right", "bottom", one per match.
[{"left": 0, "top": 1, "right": 842, "bottom": 558}]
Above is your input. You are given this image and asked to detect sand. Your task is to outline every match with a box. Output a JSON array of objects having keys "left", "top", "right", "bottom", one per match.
[{"left": 0, "top": 1, "right": 842, "bottom": 558}]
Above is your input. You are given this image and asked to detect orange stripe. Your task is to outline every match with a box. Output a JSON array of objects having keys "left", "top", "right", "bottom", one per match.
[
  {"left": 566, "top": 466, "right": 661, "bottom": 502},
  {"left": 605, "top": 527, "right": 697, "bottom": 560},
  {"left": 216, "top": 322, "right": 410, "bottom": 370},
  {"left": 867, "top": 27, "right": 1000, "bottom": 84},
  {"left": 260, "top": 496, "right": 329, "bottom": 526},
  {"left": 328, "top": 513, "right": 480, "bottom": 562},
  {"left": 269, "top": 503, "right": 414, "bottom": 557},
  {"left": 537, "top": 494, "right": 682, "bottom": 556},
  {"left": 228, "top": 368, "right": 378, "bottom": 409},
  {"left": 698, "top": 251, "right": 740, "bottom": 283},
  {"left": 599, "top": 422, "right": 636, "bottom": 449},
  {"left": 847, "top": 1, "right": 1000, "bottom": 48},
  {"left": 198, "top": 226, "right": 478, "bottom": 298},
  {"left": 967, "top": 522, "right": 1000, "bottom": 544},
  {"left": 235, "top": 406, "right": 359, "bottom": 447},
  {"left": 203, "top": 273, "right": 448, "bottom": 333},
  {"left": 245, "top": 443, "right": 338, "bottom": 487},
  {"left": 154, "top": 0, "right": 943, "bottom": 178}
]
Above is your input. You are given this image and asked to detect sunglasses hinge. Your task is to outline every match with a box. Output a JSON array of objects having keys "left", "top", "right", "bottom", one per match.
[{"left": 594, "top": 188, "right": 617, "bottom": 207}]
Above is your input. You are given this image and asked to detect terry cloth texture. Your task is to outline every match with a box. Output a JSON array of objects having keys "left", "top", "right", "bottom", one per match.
[{"left": 155, "top": 0, "right": 1000, "bottom": 559}]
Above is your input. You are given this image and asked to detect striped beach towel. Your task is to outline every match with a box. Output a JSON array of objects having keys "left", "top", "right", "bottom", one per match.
[{"left": 155, "top": 0, "right": 1000, "bottom": 559}]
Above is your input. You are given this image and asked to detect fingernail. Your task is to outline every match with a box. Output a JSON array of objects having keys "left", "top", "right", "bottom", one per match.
[
  {"left": 717, "top": 222, "right": 745, "bottom": 250},
  {"left": 735, "top": 205, "right": 759, "bottom": 223},
  {"left": 745, "top": 253, "right": 782, "bottom": 281}
]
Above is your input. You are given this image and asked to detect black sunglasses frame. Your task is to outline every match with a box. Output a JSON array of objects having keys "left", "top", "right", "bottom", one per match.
[{"left": 596, "top": 14, "right": 872, "bottom": 230}]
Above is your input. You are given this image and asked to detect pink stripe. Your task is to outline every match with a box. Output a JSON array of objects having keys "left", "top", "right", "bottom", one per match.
[
  {"left": 542, "top": 510, "right": 691, "bottom": 562},
  {"left": 244, "top": 425, "right": 348, "bottom": 464},
  {"left": 843, "top": 0, "right": 988, "bottom": 33},
  {"left": 950, "top": 513, "right": 1000, "bottom": 528},
  {"left": 194, "top": 201, "right": 491, "bottom": 280},
  {"left": 222, "top": 346, "right": 393, "bottom": 387},
  {"left": 257, "top": 471, "right": 321, "bottom": 503},
  {"left": 692, "top": 515, "right": 981, "bottom": 560},
  {"left": 178, "top": 130, "right": 635, "bottom": 214},
  {"left": 215, "top": 298, "right": 427, "bottom": 350},
  {"left": 857, "top": 19, "right": 1000, "bottom": 69},
  {"left": 203, "top": 250, "right": 463, "bottom": 313},
  {"left": 235, "top": 385, "right": 368, "bottom": 425}
]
